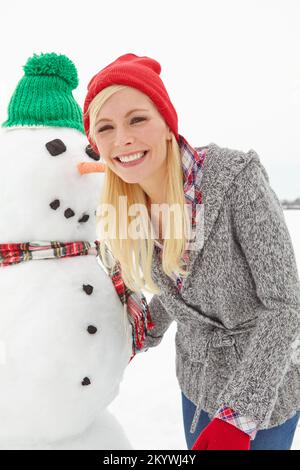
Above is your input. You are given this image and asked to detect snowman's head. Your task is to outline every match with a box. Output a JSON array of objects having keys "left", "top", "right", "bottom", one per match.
[
  {"left": 0, "top": 126, "right": 105, "bottom": 242},
  {"left": 0, "top": 52, "right": 106, "bottom": 243}
]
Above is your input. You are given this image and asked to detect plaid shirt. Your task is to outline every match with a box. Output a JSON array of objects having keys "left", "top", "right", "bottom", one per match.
[
  {"left": 155, "top": 134, "right": 208, "bottom": 292},
  {"left": 215, "top": 406, "right": 257, "bottom": 441},
  {"left": 0, "top": 239, "right": 154, "bottom": 359}
]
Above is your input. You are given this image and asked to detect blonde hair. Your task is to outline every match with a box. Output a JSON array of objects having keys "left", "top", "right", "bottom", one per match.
[{"left": 86, "top": 84, "right": 191, "bottom": 295}]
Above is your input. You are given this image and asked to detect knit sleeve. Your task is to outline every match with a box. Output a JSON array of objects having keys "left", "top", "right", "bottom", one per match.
[
  {"left": 215, "top": 154, "right": 300, "bottom": 428},
  {"left": 139, "top": 294, "right": 174, "bottom": 352}
]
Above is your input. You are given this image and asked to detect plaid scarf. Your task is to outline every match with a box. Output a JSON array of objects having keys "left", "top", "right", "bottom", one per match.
[
  {"left": 0, "top": 239, "right": 153, "bottom": 358},
  {"left": 107, "top": 259, "right": 154, "bottom": 356},
  {"left": 154, "top": 135, "right": 208, "bottom": 293},
  {"left": 0, "top": 241, "right": 99, "bottom": 266}
]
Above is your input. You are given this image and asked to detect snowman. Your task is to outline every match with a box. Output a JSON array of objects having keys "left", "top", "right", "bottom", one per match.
[{"left": 0, "top": 53, "right": 137, "bottom": 450}]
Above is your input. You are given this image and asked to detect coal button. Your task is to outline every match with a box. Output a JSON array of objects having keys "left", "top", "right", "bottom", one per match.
[
  {"left": 50, "top": 199, "right": 60, "bottom": 210},
  {"left": 87, "top": 325, "right": 97, "bottom": 334},
  {"left": 83, "top": 284, "right": 93, "bottom": 295},
  {"left": 78, "top": 214, "right": 89, "bottom": 223},
  {"left": 64, "top": 208, "right": 75, "bottom": 219},
  {"left": 81, "top": 377, "right": 91, "bottom": 386}
]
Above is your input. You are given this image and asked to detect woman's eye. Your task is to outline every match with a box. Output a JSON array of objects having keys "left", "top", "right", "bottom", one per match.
[
  {"left": 97, "top": 117, "right": 146, "bottom": 133},
  {"left": 131, "top": 116, "right": 146, "bottom": 124},
  {"left": 98, "top": 125, "right": 112, "bottom": 133}
]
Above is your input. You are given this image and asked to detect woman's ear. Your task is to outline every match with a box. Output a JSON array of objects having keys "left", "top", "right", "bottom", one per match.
[{"left": 167, "top": 127, "right": 172, "bottom": 141}]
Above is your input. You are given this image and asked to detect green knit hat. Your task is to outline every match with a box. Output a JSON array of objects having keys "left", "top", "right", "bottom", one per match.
[{"left": 2, "top": 52, "right": 84, "bottom": 133}]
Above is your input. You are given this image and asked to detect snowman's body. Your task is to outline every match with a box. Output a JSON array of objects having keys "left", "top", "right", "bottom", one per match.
[{"left": 0, "top": 127, "right": 132, "bottom": 449}]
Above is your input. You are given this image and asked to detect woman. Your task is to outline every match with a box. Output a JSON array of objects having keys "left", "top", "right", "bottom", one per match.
[{"left": 83, "top": 53, "right": 300, "bottom": 450}]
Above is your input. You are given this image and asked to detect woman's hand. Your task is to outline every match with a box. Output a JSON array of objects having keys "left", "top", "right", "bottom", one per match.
[{"left": 192, "top": 418, "right": 251, "bottom": 450}]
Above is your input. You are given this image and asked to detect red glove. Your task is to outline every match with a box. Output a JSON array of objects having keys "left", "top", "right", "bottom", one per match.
[{"left": 192, "top": 418, "right": 251, "bottom": 450}]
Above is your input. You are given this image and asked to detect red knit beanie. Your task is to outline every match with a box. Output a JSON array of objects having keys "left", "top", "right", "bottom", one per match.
[{"left": 83, "top": 53, "right": 179, "bottom": 154}]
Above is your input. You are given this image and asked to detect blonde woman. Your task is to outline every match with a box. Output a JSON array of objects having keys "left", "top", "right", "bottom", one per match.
[{"left": 83, "top": 53, "right": 300, "bottom": 450}]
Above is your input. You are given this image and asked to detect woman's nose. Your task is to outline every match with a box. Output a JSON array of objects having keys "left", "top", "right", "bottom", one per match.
[{"left": 114, "top": 127, "right": 135, "bottom": 147}]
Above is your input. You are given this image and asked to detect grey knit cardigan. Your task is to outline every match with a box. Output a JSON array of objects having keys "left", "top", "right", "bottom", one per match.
[{"left": 142, "top": 142, "right": 300, "bottom": 433}]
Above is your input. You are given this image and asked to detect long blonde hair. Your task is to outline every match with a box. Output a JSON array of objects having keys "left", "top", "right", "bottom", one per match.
[{"left": 86, "top": 84, "right": 191, "bottom": 295}]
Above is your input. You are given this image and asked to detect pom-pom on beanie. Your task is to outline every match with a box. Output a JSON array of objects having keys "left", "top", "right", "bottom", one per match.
[
  {"left": 2, "top": 52, "right": 84, "bottom": 133},
  {"left": 83, "top": 53, "right": 179, "bottom": 153}
]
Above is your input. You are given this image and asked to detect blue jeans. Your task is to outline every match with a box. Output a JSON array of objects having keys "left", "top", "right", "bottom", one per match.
[{"left": 182, "top": 392, "right": 300, "bottom": 450}]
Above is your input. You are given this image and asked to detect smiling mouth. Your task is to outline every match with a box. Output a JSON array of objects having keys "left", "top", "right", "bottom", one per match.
[{"left": 115, "top": 150, "right": 149, "bottom": 165}]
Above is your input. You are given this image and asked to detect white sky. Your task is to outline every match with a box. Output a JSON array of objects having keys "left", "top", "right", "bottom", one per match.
[{"left": 1, "top": 0, "right": 299, "bottom": 199}]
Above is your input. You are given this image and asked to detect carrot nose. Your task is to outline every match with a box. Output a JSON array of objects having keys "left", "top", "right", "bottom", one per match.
[{"left": 77, "top": 162, "right": 106, "bottom": 175}]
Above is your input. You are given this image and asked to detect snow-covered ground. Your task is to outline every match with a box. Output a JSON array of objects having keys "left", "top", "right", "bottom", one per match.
[{"left": 109, "top": 210, "right": 300, "bottom": 450}]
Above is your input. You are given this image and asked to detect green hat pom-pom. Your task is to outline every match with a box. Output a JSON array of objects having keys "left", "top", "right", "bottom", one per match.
[{"left": 23, "top": 52, "right": 79, "bottom": 89}]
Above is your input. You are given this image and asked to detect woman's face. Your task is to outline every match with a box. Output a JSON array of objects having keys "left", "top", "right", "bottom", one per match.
[{"left": 93, "top": 87, "right": 172, "bottom": 185}]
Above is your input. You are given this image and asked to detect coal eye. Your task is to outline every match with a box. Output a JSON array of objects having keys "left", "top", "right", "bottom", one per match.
[
  {"left": 85, "top": 145, "right": 100, "bottom": 161},
  {"left": 45, "top": 139, "right": 66, "bottom": 156}
]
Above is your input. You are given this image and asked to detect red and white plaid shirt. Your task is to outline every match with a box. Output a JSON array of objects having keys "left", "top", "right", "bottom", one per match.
[{"left": 215, "top": 405, "right": 257, "bottom": 440}]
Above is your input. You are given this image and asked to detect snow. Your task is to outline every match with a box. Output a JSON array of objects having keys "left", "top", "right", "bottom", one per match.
[{"left": 109, "top": 210, "right": 300, "bottom": 449}]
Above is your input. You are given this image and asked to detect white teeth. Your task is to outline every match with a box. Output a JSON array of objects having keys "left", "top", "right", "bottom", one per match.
[{"left": 118, "top": 151, "right": 146, "bottom": 163}]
